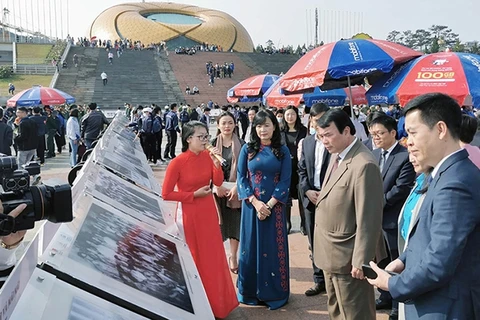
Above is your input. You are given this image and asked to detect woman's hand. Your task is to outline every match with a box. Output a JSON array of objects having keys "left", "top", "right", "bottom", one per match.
[
  {"left": 193, "top": 185, "right": 211, "bottom": 198},
  {"left": 207, "top": 146, "right": 221, "bottom": 167},
  {"left": 215, "top": 185, "right": 229, "bottom": 198},
  {"left": 252, "top": 198, "right": 270, "bottom": 220},
  {"left": 227, "top": 185, "right": 238, "bottom": 201}
]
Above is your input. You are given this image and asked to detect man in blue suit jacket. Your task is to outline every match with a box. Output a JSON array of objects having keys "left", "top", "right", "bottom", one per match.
[
  {"left": 367, "top": 93, "right": 480, "bottom": 319},
  {"left": 370, "top": 115, "right": 416, "bottom": 318}
]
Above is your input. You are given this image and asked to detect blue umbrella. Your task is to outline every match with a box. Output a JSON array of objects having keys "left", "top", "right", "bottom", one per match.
[{"left": 279, "top": 39, "right": 422, "bottom": 93}]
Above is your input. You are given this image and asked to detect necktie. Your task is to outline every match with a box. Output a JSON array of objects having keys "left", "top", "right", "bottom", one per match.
[
  {"left": 379, "top": 150, "right": 388, "bottom": 172},
  {"left": 326, "top": 154, "right": 340, "bottom": 184}
]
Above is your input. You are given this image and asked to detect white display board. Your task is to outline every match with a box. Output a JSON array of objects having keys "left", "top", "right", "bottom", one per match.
[
  {"left": 40, "top": 196, "right": 213, "bottom": 320},
  {"left": 11, "top": 269, "right": 150, "bottom": 320}
]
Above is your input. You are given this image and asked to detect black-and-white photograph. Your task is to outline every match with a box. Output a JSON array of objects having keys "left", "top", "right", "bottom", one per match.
[
  {"left": 92, "top": 170, "right": 165, "bottom": 224},
  {"left": 69, "top": 203, "right": 194, "bottom": 314},
  {"left": 68, "top": 296, "right": 132, "bottom": 320},
  {"left": 112, "top": 146, "right": 143, "bottom": 165},
  {"left": 100, "top": 157, "right": 152, "bottom": 190},
  {"left": 113, "top": 127, "right": 137, "bottom": 141}
]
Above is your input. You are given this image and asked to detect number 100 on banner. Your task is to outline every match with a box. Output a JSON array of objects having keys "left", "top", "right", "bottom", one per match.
[{"left": 415, "top": 72, "right": 456, "bottom": 82}]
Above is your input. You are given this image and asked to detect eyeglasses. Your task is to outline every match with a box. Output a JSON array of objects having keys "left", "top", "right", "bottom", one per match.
[
  {"left": 369, "top": 131, "right": 388, "bottom": 138},
  {"left": 193, "top": 134, "right": 211, "bottom": 141}
]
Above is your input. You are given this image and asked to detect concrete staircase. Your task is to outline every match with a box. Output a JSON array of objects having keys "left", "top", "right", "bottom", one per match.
[
  {"left": 55, "top": 47, "right": 100, "bottom": 106},
  {"left": 236, "top": 53, "right": 300, "bottom": 76},
  {"left": 55, "top": 47, "right": 184, "bottom": 109},
  {"left": 167, "top": 52, "right": 258, "bottom": 107}
]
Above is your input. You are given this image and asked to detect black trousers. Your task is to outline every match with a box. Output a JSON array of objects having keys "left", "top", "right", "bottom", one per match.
[
  {"left": 378, "top": 228, "right": 400, "bottom": 309},
  {"left": 141, "top": 133, "right": 157, "bottom": 162},
  {"left": 164, "top": 130, "right": 177, "bottom": 158},
  {"left": 46, "top": 130, "right": 56, "bottom": 157},
  {"left": 54, "top": 134, "right": 64, "bottom": 153},
  {"left": 240, "top": 121, "right": 248, "bottom": 140},
  {"left": 303, "top": 199, "right": 325, "bottom": 284},
  {"left": 36, "top": 135, "right": 46, "bottom": 163},
  {"left": 155, "top": 132, "right": 163, "bottom": 160}
]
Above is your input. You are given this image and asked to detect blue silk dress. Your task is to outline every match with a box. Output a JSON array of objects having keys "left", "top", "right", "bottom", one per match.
[{"left": 236, "top": 144, "right": 292, "bottom": 309}]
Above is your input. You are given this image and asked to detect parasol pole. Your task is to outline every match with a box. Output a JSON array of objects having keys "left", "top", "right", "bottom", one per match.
[{"left": 347, "top": 76, "right": 354, "bottom": 118}]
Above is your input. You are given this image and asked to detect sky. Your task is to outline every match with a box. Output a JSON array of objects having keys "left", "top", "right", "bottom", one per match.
[{"left": 2, "top": 0, "right": 479, "bottom": 47}]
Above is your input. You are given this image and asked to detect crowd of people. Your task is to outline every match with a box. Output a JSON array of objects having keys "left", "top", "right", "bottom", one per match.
[
  {"left": 2, "top": 93, "right": 479, "bottom": 320},
  {"left": 0, "top": 103, "right": 109, "bottom": 168},
  {"left": 206, "top": 61, "right": 235, "bottom": 87},
  {"left": 120, "top": 95, "right": 480, "bottom": 320}
]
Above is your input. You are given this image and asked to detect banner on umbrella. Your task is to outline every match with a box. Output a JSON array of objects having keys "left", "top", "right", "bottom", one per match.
[{"left": 366, "top": 52, "right": 480, "bottom": 107}]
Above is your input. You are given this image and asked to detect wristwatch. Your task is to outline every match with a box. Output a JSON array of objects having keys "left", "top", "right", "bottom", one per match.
[{"left": 0, "top": 237, "right": 24, "bottom": 250}]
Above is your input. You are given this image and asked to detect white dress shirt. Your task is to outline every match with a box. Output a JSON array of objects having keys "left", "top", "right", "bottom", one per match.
[
  {"left": 314, "top": 136, "right": 326, "bottom": 189},
  {"left": 337, "top": 137, "right": 358, "bottom": 166},
  {"left": 432, "top": 149, "right": 463, "bottom": 178},
  {"left": 381, "top": 141, "right": 399, "bottom": 163}
]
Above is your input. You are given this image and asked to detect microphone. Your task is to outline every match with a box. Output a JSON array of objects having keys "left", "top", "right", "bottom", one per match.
[{"left": 205, "top": 144, "right": 227, "bottom": 166}]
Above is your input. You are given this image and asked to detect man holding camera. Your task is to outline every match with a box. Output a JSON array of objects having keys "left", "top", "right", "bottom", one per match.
[{"left": 14, "top": 107, "right": 37, "bottom": 167}]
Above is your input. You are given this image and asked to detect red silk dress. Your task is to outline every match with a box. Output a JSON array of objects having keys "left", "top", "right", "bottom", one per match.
[{"left": 162, "top": 149, "right": 238, "bottom": 318}]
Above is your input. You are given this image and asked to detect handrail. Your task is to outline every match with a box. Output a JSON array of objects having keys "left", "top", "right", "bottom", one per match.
[{"left": 49, "top": 41, "right": 72, "bottom": 88}]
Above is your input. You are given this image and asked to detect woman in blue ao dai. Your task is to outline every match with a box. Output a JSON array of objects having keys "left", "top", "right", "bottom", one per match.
[{"left": 236, "top": 109, "right": 292, "bottom": 309}]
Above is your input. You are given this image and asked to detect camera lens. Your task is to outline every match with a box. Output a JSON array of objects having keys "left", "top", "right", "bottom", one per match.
[
  {"left": 17, "top": 177, "right": 28, "bottom": 188},
  {"left": 7, "top": 180, "right": 73, "bottom": 232},
  {"left": 5, "top": 178, "right": 16, "bottom": 190}
]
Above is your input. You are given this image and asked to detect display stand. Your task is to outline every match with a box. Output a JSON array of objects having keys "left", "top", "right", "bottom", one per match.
[{"left": 8, "top": 115, "right": 214, "bottom": 320}]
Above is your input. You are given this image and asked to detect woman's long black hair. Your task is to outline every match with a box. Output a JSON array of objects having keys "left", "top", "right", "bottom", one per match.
[
  {"left": 247, "top": 109, "right": 283, "bottom": 160},
  {"left": 282, "top": 105, "right": 303, "bottom": 132}
]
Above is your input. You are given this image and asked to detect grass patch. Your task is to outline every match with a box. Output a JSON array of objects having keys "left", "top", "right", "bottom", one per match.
[
  {"left": 16, "top": 44, "right": 53, "bottom": 64},
  {"left": 0, "top": 74, "right": 53, "bottom": 95}
]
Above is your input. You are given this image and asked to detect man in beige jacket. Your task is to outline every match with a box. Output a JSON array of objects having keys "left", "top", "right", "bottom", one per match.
[{"left": 314, "top": 109, "right": 386, "bottom": 320}]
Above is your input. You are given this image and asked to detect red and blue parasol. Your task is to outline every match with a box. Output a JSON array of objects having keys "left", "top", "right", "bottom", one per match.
[
  {"left": 366, "top": 52, "right": 480, "bottom": 107},
  {"left": 227, "top": 74, "right": 279, "bottom": 103},
  {"left": 7, "top": 85, "right": 75, "bottom": 107}
]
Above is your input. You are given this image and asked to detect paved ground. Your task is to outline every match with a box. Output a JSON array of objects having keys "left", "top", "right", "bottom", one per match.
[{"left": 31, "top": 128, "right": 390, "bottom": 320}]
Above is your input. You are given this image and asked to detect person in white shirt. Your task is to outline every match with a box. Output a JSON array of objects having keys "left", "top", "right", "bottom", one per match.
[
  {"left": 66, "top": 108, "right": 81, "bottom": 167},
  {"left": 101, "top": 72, "right": 108, "bottom": 86},
  {"left": 244, "top": 107, "right": 257, "bottom": 143}
]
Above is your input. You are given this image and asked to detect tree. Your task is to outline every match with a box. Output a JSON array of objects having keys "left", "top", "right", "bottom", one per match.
[
  {"left": 265, "top": 39, "right": 275, "bottom": 51},
  {"left": 430, "top": 37, "right": 440, "bottom": 53},
  {"left": 387, "top": 30, "right": 402, "bottom": 44},
  {"left": 295, "top": 45, "right": 302, "bottom": 55},
  {"left": 469, "top": 41, "right": 480, "bottom": 54},
  {"left": 428, "top": 25, "right": 459, "bottom": 48},
  {"left": 451, "top": 40, "right": 465, "bottom": 52},
  {"left": 402, "top": 30, "right": 416, "bottom": 49},
  {"left": 412, "top": 29, "right": 432, "bottom": 51}
]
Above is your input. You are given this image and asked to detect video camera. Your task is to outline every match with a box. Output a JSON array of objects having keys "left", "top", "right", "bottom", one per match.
[{"left": 0, "top": 156, "right": 73, "bottom": 236}]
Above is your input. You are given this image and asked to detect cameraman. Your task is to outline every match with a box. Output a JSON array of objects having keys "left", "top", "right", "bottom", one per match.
[{"left": 0, "top": 201, "right": 27, "bottom": 286}]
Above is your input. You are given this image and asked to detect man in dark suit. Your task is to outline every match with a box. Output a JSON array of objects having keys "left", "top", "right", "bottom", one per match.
[
  {"left": 14, "top": 107, "right": 38, "bottom": 167},
  {"left": 369, "top": 115, "right": 416, "bottom": 319},
  {"left": 368, "top": 93, "right": 480, "bottom": 320},
  {"left": 164, "top": 103, "right": 180, "bottom": 159},
  {"left": 30, "top": 107, "right": 47, "bottom": 165},
  {"left": 0, "top": 108, "right": 13, "bottom": 155},
  {"left": 298, "top": 103, "right": 331, "bottom": 296}
]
